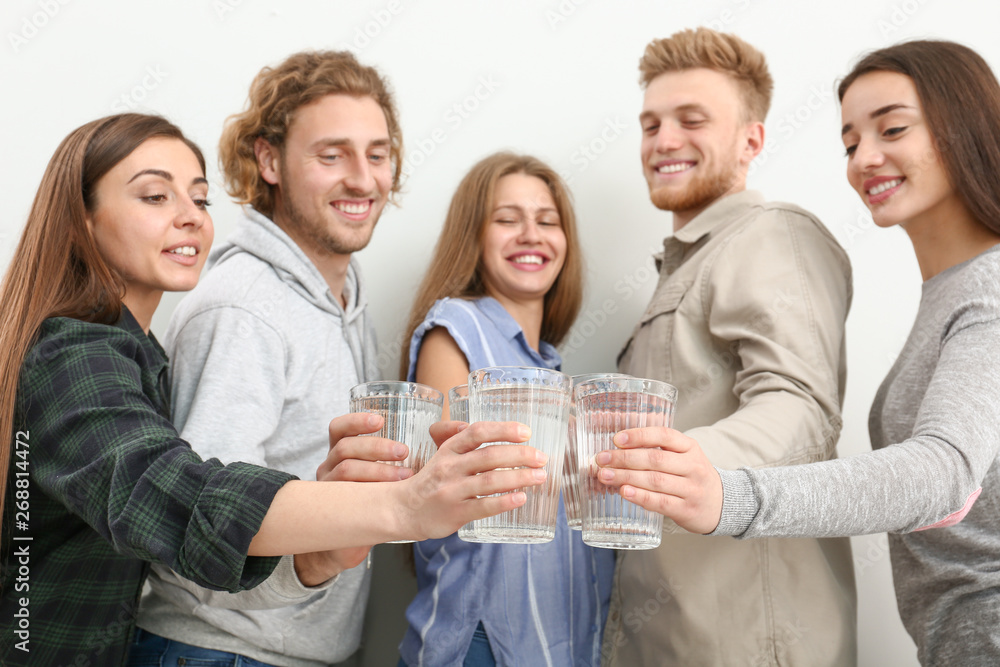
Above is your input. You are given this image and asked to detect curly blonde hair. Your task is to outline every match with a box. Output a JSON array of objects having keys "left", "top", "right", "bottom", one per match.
[
  {"left": 639, "top": 28, "right": 773, "bottom": 122},
  {"left": 219, "top": 50, "right": 403, "bottom": 217}
]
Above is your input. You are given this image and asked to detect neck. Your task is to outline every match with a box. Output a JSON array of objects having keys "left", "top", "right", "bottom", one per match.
[
  {"left": 903, "top": 205, "right": 1000, "bottom": 281},
  {"left": 273, "top": 213, "right": 353, "bottom": 308},
  {"left": 122, "top": 290, "right": 161, "bottom": 334},
  {"left": 670, "top": 182, "right": 747, "bottom": 234},
  {"left": 488, "top": 291, "right": 545, "bottom": 351}
]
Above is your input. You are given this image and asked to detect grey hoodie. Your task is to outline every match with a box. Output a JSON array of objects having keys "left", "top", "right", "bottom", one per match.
[{"left": 137, "top": 207, "right": 379, "bottom": 666}]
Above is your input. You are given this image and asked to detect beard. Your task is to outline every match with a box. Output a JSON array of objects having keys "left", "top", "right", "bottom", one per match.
[
  {"left": 649, "top": 160, "right": 740, "bottom": 214},
  {"left": 275, "top": 164, "right": 380, "bottom": 256}
]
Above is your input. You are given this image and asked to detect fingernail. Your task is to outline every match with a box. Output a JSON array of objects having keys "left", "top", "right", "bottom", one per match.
[
  {"left": 368, "top": 414, "right": 380, "bottom": 427},
  {"left": 512, "top": 491, "right": 527, "bottom": 505},
  {"left": 622, "top": 485, "right": 636, "bottom": 499},
  {"left": 533, "top": 468, "right": 547, "bottom": 481},
  {"left": 393, "top": 444, "right": 407, "bottom": 458},
  {"left": 398, "top": 468, "right": 413, "bottom": 480},
  {"left": 536, "top": 451, "right": 549, "bottom": 466},
  {"left": 456, "top": 422, "right": 469, "bottom": 432},
  {"left": 517, "top": 424, "right": 531, "bottom": 440},
  {"left": 596, "top": 451, "right": 611, "bottom": 466},
  {"left": 598, "top": 468, "right": 613, "bottom": 482},
  {"left": 615, "top": 432, "right": 629, "bottom": 446}
]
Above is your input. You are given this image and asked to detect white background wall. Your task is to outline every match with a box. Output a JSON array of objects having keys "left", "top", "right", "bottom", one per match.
[{"left": 4, "top": 1, "right": 997, "bottom": 665}]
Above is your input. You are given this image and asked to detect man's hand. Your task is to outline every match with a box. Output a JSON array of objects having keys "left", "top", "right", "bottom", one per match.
[
  {"left": 317, "top": 412, "right": 413, "bottom": 482},
  {"left": 393, "top": 421, "right": 548, "bottom": 541},
  {"left": 293, "top": 412, "right": 413, "bottom": 585},
  {"left": 594, "top": 427, "right": 724, "bottom": 535}
]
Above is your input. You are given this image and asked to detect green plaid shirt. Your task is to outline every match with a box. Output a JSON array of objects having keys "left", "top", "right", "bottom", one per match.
[{"left": 1, "top": 309, "right": 295, "bottom": 666}]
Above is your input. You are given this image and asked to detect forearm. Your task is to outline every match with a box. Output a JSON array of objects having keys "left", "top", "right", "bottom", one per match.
[{"left": 249, "top": 480, "right": 403, "bottom": 555}]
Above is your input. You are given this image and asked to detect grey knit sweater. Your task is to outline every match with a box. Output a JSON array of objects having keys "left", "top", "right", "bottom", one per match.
[{"left": 715, "top": 244, "right": 1000, "bottom": 666}]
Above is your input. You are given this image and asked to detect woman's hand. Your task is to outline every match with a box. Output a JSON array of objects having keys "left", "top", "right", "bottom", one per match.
[
  {"left": 594, "top": 427, "right": 724, "bottom": 535},
  {"left": 394, "top": 420, "right": 548, "bottom": 541}
]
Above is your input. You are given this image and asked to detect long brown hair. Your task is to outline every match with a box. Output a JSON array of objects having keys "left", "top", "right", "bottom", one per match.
[
  {"left": 399, "top": 152, "right": 584, "bottom": 379},
  {"left": 0, "top": 113, "right": 205, "bottom": 526},
  {"left": 838, "top": 40, "right": 1000, "bottom": 234}
]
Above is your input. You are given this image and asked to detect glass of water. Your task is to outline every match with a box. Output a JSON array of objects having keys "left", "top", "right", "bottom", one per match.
[
  {"left": 349, "top": 381, "right": 444, "bottom": 544},
  {"left": 447, "top": 384, "right": 469, "bottom": 423},
  {"left": 458, "top": 366, "right": 571, "bottom": 544},
  {"left": 564, "top": 373, "right": 632, "bottom": 530},
  {"left": 574, "top": 376, "right": 677, "bottom": 550}
]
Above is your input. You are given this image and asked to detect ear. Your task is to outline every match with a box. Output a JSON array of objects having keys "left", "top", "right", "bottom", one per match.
[
  {"left": 254, "top": 137, "right": 281, "bottom": 186},
  {"left": 739, "top": 121, "right": 765, "bottom": 167}
]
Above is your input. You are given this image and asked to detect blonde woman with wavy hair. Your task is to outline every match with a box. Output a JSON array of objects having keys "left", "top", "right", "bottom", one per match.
[{"left": 395, "top": 152, "right": 614, "bottom": 667}]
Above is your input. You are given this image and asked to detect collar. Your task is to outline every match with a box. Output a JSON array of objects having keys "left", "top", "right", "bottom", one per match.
[
  {"left": 118, "top": 305, "right": 168, "bottom": 371},
  {"left": 475, "top": 297, "right": 561, "bottom": 368},
  {"left": 672, "top": 189, "right": 764, "bottom": 245}
]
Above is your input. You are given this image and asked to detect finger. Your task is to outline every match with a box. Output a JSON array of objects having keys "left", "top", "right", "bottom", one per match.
[
  {"left": 438, "top": 421, "right": 531, "bottom": 456},
  {"left": 617, "top": 484, "right": 678, "bottom": 517},
  {"left": 328, "top": 412, "right": 384, "bottom": 445},
  {"left": 323, "top": 459, "right": 413, "bottom": 483},
  {"left": 461, "top": 492, "right": 529, "bottom": 522},
  {"left": 619, "top": 484, "right": 721, "bottom": 535},
  {"left": 595, "top": 466, "right": 677, "bottom": 495},
  {"left": 462, "top": 443, "right": 548, "bottom": 475},
  {"left": 464, "top": 466, "right": 547, "bottom": 498},
  {"left": 594, "top": 446, "right": 686, "bottom": 474},
  {"left": 430, "top": 420, "right": 468, "bottom": 448},
  {"left": 329, "top": 435, "right": 409, "bottom": 465},
  {"left": 612, "top": 426, "right": 688, "bottom": 451}
]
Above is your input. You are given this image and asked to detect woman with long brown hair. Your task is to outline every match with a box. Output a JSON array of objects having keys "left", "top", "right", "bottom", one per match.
[
  {"left": 598, "top": 40, "right": 1000, "bottom": 665},
  {"left": 396, "top": 152, "right": 615, "bottom": 667},
  {"left": 0, "top": 114, "right": 546, "bottom": 666}
]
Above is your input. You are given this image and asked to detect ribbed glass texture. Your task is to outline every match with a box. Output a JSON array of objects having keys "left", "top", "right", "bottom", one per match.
[
  {"left": 574, "top": 377, "right": 677, "bottom": 550},
  {"left": 460, "top": 366, "right": 571, "bottom": 544}
]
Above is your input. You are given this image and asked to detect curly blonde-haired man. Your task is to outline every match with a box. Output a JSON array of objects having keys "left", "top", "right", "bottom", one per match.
[
  {"left": 599, "top": 28, "right": 858, "bottom": 666},
  {"left": 133, "top": 50, "right": 402, "bottom": 667}
]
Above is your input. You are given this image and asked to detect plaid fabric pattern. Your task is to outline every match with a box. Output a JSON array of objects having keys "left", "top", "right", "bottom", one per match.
[{"left": 1, "top": 310, "right": 295, "bottom": 666}]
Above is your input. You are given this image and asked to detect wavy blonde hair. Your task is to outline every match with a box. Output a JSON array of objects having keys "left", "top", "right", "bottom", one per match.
[
  {"left": 219, "top": 50, "right": 403, "bottom": 217},
  {"left": 399, "top": 152, "right": 584, "bottom": 379},
  {"left": 639, "top": 27, "right": 773, "bottom": 123}
]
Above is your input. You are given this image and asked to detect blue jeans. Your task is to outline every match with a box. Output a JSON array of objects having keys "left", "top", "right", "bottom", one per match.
[
  {"left": 128, "top": 628, "right": 277, "bottom": 666},
  {"left": 399, "top": 622, "right": 495, "bottom": 667}
]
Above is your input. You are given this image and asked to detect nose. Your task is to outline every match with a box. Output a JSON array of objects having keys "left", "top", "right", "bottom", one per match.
[
  {"left": 654, "top": 121, "right": 685, "bottom": 153},
  {"left": 517, "top": 219, "right": 543, "bottom": 243},
  {"left": 174, "top": 195, "right": 209, "bottom": 231},
  {"left": 344, "top": 154, "right": 376, "bottom": 194},
  {"left": 851, "top": 135, "right": 885, "bottom": 174}
]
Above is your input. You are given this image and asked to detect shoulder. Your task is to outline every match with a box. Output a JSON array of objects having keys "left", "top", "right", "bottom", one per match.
[
  {"left": 940, "top": 248, "right": 1000, "bottom": 337},
  {"left": 420, "top": 297, "right": 491, "bottom": 332}
]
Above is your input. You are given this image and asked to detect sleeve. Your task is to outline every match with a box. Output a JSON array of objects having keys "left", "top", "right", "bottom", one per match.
[
  {"left": 716, "top": 311, "right": 1000, "bottom": 538},
  {"left": 685, "top": 208, "right": 851, "bottom": 470},
  {"left": 162, "top": 305, "right": 338, "bottom": 603},
  {"left": 19, "top": 327, "right": 295, "bottom": 592},
  {"left": 406, "top": 298, "right": 487, "bottom": 381}
]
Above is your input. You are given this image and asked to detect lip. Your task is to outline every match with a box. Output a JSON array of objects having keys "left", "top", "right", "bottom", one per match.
[
  {"left": 331, "top": 199, "right": 374, "bottom": 221},
  {"left": 162, "top": 240, "right": 201, "bottom": 266},
  {"left": 652, "top": 159, "right": 696, "bottom": 178},
  {"left": 506, "top": 251, "right": 550, "bottom": 272},
  {"left": 863, "top": 175, "right": 905, "bottom": 205}
]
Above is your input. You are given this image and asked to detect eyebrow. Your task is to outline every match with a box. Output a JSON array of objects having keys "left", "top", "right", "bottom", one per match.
[
  {"left": 311, "top": 137, "right": 392, "bottom": 150},
  {"left": 126, "top": 169, "right": 208, "bottom": 186},
  {"left": 841, "top": 103, "right": 915, "bottom": 136},
  {"left": 494, "top": 204, "right": 559, "bottom": 214}
]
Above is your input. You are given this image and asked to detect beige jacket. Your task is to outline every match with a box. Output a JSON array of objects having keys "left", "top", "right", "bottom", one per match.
[{"left": 602, "top": 190, "right": 857, "bottom": 666}]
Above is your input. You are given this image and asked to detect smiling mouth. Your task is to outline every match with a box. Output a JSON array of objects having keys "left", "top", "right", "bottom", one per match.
[
  {"left": 167, "top": 246, "right": 197, "bottom": 256},
  {"left": 333, "top": 201, "right": 372, "bottom": 215},
  {"left": 656, "top": 162, "right": 695, "bottom": 175},
  {"left": 867, "top": 178, "right": 903, "bottom": 195},
  {"left": 510, "top": 255, "right": 546, "bottom": 266}
]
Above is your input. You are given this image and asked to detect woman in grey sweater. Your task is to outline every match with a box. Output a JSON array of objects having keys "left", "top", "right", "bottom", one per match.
[{"left": 595, "top": 40, "right": 1000, "bottom": 666}]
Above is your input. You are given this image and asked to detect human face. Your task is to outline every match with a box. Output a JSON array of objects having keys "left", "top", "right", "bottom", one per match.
[
  {"left": 841, "top": 71, "right": 963, "bottom": 232},
  {"left": 87, "top": 137, "right": 212, "bottom": 327},
  {"left": 480, "top": 173, "right": 567, "bottom": 308},
  {"left": 640, "top": 68, "right": 761, "bottom": 229},
  {"left": 264, "top": 94, "right": 392, "bottom": 256}
]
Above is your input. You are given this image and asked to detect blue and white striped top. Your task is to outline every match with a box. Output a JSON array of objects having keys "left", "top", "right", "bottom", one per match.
[{"left": 399, "top": 296, "right": 615, "bottom": 667}]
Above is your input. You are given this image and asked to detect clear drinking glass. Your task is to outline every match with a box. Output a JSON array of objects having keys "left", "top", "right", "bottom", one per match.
[
  {"left": 458, "top": 366, "right": 572, "bottom": 544},
  {"left": 447, "top": 384, "right": 469, "bottom": 423},
  {"left": 349, "top": 381, "right": 444, "bottom": 544},
  {"left": 574, "top": 376, "right": 677, "bottom": 549},
  {"left": 564, "top": 373, "right": 632, "bottom": 530}
]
